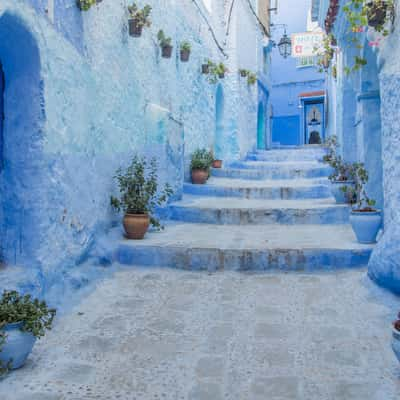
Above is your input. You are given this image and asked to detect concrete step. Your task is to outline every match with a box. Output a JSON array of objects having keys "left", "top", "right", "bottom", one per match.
[
  {"left": 247, "top": 147, "right": 327, "bottom": 162},
  {"left": 113, "top": 223, "right": 373, "bottom": 271},
  {"left": 162, "top": 196, "right": 349, "bottom": 225},
  {"left": 184, "top": 177, "right": 331, "bottom": 200},
  {"left": 213, "top": 161, "right": 331, "bottom": 180}
]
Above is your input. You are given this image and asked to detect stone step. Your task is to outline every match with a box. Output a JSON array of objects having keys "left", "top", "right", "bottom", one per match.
[
  {"left": 213, "top": 161, "right": 331, "bottom": 180},
  {"left": 184, "top": 177, "right": 331, "bottom": 199},
  {"left": 113, "top": 223, "right": 373, "bottom": 271},
  {"left": 162, "top": 196, "right": 349, "bottom": 225},
  {"left": 247, "top": 147, "right": 327, "bottom": 162}
]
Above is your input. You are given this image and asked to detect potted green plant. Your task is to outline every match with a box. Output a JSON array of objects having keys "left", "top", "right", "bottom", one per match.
[
  {"left": 127, "top": 3, "right": 152, "bottom": 37},
  {"left": 202, "top": 59, "right": 213, "bottom": 74},
  {"left": 207, "top": 62, "right": 228, "bottom": 84},
  {"left": 322, "top": 136, "right": 355, "bottom": 204},
  {"left": 111, "top": 155, "right": 173, "bottom": 239},
  {"left": 190, "top": 149, "right": 213, "bottom": 184},
  {"left": 392, "top": 312, "right": 400, "bottom": 363},
  {"left": 247, "top": 72, "right": 257, "bottom": 85},
  {"left": 77, "top": 0, "right": 96, "bottom": 11},
  {"left": 239, "top": 69, "right": 248, "bottom": 78},
  {"left": 0, "top": 291, "right": 56, "bottom": 376},
  {"left": 180, "top": 41, "right": 191, "bottom": 62},
  {"left": 365, "top": 0, "right": 393, "bottom": 29},
  {"left": 348, "top": 163, "right": 382, "bottom": 244},
  {"left": 157, "top": 30, "right": 173, "bottom": 59}
]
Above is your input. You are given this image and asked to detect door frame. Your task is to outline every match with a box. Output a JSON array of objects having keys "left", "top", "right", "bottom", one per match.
[{"left": 299, "top": 93, "right": 325, "bottom": 145}]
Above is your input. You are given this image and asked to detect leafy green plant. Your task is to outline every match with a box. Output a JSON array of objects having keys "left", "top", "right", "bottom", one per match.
[
  {"left": 0, "top": 291, "right": 56, "bottom": 376},
  {"left": 110, "top": 155, "right": 173, "bottom": 230},
  {"left": 180, "top": 41, "right": 191, "bottom": 52},
  {"left": 157, "top": 30, "right": 172, "bottom": 48},
  {"left": 207, "top": 62, "right": 228, "bottom": 84},
  {"left": 190, "top": 149, "right": 214, "bottom": 171},
  {"left": 342, "top": 163, "right": 377, "bottom": 210},
  {"left": 128, "top": 3, "right": 152, "bottom": 27},
  {"left": 342, "top": 0, "right": 394, "bottom": 74},
  {"left": 314, "top": 34, "right": 336, "bottom": 73},
  {"left": 323, "top": 136, "right": 354, "bottom": 182},
  {"left": 247, "top": 72, "right": 257, "bottom": 85},
  {"left": 77, "top": 0, "right": 96, "bottom": 11}
]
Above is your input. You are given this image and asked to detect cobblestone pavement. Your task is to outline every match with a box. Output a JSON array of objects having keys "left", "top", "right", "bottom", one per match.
[{"left": 1, "top": 267, "right": 400, "bottom": 400}]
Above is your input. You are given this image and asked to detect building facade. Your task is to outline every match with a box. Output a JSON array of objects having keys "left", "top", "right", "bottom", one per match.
[
  {"left": 0, "top": 0, "right": 270, "bottom": 298},
  {"left": 312, "top": 0, "right": 400, "bottom": 293}
]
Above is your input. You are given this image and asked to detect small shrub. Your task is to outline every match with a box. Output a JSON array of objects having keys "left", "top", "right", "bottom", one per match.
[
  {"left": 157, "top": 30, "right": 172, "bottom": 48},
  {"left": 128, "top": 3, "right": 152, "bottom": 27},
  {"left": 180, "top": 41, "right": 191, "bottom": 52},
  {"left": 190, "top": 149, "right": 213, "bottom": 171},
  {"left": 110, "top": 155, "right": 173, "bottom": 230}
]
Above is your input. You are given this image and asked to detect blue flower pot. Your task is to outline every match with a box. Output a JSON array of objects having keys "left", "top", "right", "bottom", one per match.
[
  {"left": 349, "top": 210, "right": 382, "bottom": 244},
  {"left": 0, "top": 322, "right": 36, "bottom": 370},
  {"left": 392, "top": 328, "right": 400, "bottom": 363},
  {"left": 330, "top": 181, "right": 355, "bottom": 204}
]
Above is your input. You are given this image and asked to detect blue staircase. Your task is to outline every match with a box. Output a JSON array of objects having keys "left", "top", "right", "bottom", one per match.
[{"left": 115, "top": 147, "right": 374, "bottom": 271}]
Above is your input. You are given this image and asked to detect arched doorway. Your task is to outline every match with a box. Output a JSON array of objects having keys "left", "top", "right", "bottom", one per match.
[
  {"left": 257, "top": 102, "right": 266, "bottom": 150},
  {"left": 214, "top": 84, "right": 224, "bottom": 160},
  {"left": 0, "top": 13, "right": 44, "bottom": 266}
]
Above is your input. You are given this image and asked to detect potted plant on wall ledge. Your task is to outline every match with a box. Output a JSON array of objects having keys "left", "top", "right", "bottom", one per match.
[
  {"left": 111, "top": 155, "right": 173, "bottom": 239},
  {"left": 190, "top": 149, "right": 213, "bottom": 184},
  {"left": 323, "top": 136, "right": 355, "bottom": 204},
  {"left": 392, "top": 312, "right": 400, "bottom": 363},
  {"left": 180, "top": 41, "right": 191, "bottom": 62},
  {"left": 127, "top": 3, "right": 152, "bottom": 37},
  {"left": 348, "top": 163, "right": 382, "bottom": 244},
  {"left": 157, "top": 30, "right": 173, "bottom": 59},
  {"left": 0, "top": 291, "right": 56, "bottom": 376}
]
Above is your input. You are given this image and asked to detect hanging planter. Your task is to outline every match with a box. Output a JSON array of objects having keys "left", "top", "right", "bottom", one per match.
[
  {"left": 157, "top": 30, "right": 173, "bottom": 59},
  {"left": 366, "top": 1, "right": 389, "bottom": 28},
  {"left": 127, "top": 3, "right": 152, "bottom": 37},
  {"left": 180, "top": 41, "right": 192, "bottom": 62},
  {"left": 239, "top": 69, "right": 248, "bottom": 78},
  {"left": 202, "top": 60, "right": 213, "bottom": 74},
  {"left": 77, "top": 0, "right": 96, "bottom": 11}
]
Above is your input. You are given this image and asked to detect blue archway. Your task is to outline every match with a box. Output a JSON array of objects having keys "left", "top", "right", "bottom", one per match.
[
  {"left": 0, "top": 12, "right": 44, "bottom": 265},
  {"left": 257, "top": 102, "right": 266, "bottom": 150},
  {"left": 215, "top": 84, "right": 224, "bottom": 159}
]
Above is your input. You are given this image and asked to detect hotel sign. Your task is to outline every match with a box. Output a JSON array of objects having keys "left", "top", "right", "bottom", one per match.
[{"left": 291, "top": 32, "right": 324, "bottom": 58}]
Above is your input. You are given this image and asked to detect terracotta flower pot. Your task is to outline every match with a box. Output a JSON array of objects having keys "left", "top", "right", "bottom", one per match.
[
  {"left": 202, "top": 64, "right": 210, "bottom": 74},
  {"left": 128, "top": 18, "right": 143, "bottom": 37},
  {"left": 212, "top": 160, "right": 222, "bottom": 169},
  {"left": 123, "top": 213, "right": 150, "bottom": 240},
  {"left": 161, "top": 45, "right": 173, "bottom": 58},
  {"left": 180, "top": 50, "right": 191, "bottom": 62},
  {"left": 367, "top": 1, "right": 387, "bottom": 28},
  {"left": 191, "top": 169, "right": 209, "bottom": 184}
]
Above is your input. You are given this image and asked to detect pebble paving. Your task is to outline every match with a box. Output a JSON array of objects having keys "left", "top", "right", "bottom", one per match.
[{"left": 0, "top": 266, "right": 400, "bottom": 399}]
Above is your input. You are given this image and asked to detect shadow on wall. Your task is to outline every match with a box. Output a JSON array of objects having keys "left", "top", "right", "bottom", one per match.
[
  {"left": 257, "top": 102, "right": 266, "bottom": 150},
  {"left": 214, "top": 83, "right": 224, "bottom": 160},
  {"left": 0, "top": 12, "right": 45, "bottom": 266}
]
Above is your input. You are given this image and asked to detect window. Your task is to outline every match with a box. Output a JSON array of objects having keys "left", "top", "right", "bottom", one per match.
[{"left": 296, "top": 56, "right": 317, "bottom": 68}]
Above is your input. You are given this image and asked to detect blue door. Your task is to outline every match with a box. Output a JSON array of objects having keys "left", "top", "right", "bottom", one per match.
[
  {"left": 0, "top": 62, "right": 4, "bottom": 169},
  {"left": 304, "top": 100, "right": 324, "bottom": 144}
]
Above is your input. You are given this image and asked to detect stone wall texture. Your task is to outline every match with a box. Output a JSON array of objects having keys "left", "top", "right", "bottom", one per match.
[{"left": 0, "top": 0, "right": 268, "bottom": 302}]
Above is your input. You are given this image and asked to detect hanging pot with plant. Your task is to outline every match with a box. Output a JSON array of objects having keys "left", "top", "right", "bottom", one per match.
[
  {"left": 0, "top": 291, "right": 56, "bottom": 376},
  {"left": 157, "top": 30, "right": 173, "bottom": 59},
  {"left": 239, "top": 69, "right": 248, "bottom": 78},
  {"left": 127, "top": 3, "right": 152, "bottom": 37},
  {"left": 180, "top": 41, "right": 191, "bottom": 62},
  {"left": 77, "top": 0, "right": 97, "bottom": 11},
  {"left": 366, "top": 0, "right": 389, "bottom": 28},
  {"left": 190, "top": 149, "right": 213, "bottom": 184},
  {"left": 111, "top": 155, "right": 173, "bottom": 239},
  {"left": 348, "top": 163, "right": 382, "bottom": 244}
]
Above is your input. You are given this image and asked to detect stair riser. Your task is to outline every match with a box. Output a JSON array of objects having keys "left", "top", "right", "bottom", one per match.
[
  {"left": 184, "top": 184, "right": 331, "bottom": 200},
  {"left": 247, "top": 154, "right": 326, "bottom": 162},
  {"left": 165, "top": 206, "right": 350, "bottom": 225},
  {"left": 116, "top": 246, "right": 372, "bottom": 272},
  {"left": 212, "top": 167, "right": 330, "bottom": 180}
]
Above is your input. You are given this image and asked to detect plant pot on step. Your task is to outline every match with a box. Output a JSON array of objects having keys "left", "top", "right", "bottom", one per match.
[
  {"left": 128, "top": 18, "right": 143, "bottom": 37},
  {"left": 349, "top": 209, "right": 382, "bottom": 244},
  {"left": 330, "top": 180, "right": 355, "bottom": 204},
  {"left": 366, "top": 1, "right": 388, "bottom": 28},
  {"left": 123, "top": 213, "right": 150, "bottom": 240},
  {"left": 392, "top": 326, "right": 400, "bottom": 363},
  {"left": 191, "top": 169, "right": 209, "bottom": 184},
  {"left": 212, "top": 160, "right": 222, "bottom": 169},
  {"left": 161, "top": 45, "right": 173, "bottom": 59},
  {"left": 0, "top": 322, "right": 36, "bottom": 370},
  {"left": 180, "top": 50, "right": 191, "bottom": 62}
]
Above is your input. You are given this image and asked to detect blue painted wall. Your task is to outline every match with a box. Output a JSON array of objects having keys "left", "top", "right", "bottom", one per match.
[
  {"left": 0, "top": 0, "right": 266, "bottom": 306},
  {"left": 270, "top": 0, "right": 325, "bottom": 146}
]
